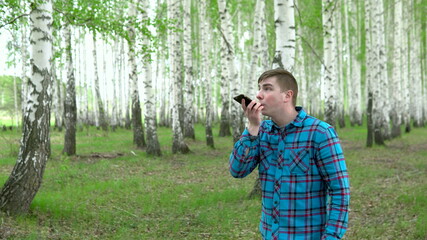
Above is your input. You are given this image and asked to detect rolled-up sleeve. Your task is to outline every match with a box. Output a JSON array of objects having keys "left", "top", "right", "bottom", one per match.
[{"left": 229, "top": 129, "right": 261, "bottom": 178}]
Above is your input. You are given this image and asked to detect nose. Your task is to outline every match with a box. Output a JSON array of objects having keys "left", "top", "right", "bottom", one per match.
[{"left": 256, "top": 90, "right": 263, "bottom": 100}]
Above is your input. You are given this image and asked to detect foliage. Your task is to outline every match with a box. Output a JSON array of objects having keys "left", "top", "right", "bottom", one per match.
[
  {"left": 0, "top": 75, "right": 21, "bottom": 115},
  {"left": 0, "top": 123, "right": 426, "bottom": 239}
]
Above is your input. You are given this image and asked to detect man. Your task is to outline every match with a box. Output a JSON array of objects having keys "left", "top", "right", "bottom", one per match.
[{"left": 229, "top": 69, "right": 350, "bottom": 240}]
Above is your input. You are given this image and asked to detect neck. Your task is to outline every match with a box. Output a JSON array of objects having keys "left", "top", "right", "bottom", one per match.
[{"left": 271, "top": 106, "right": 298, "bottom": 127}]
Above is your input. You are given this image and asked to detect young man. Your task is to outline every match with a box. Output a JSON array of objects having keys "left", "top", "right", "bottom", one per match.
[{"left": 229, "top": 69, "right": 350, "bottom": 240}]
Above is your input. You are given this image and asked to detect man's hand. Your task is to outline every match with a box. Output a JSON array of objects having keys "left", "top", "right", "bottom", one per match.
[{"left": 241, "top": 99, "right": 264, "bottom": 136}]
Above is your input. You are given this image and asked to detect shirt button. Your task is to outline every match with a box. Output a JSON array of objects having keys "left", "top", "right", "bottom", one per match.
[
  {"left": 274, "top": 201, "right": 278, "bottom": 205},
  {"left": 274, "top": 220, "right": 278, "bottom": 224}
]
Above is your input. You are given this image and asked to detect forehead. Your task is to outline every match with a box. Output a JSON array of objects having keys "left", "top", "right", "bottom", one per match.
[{"left": 258, "top": 77, "right": 279, "bottom": 88}]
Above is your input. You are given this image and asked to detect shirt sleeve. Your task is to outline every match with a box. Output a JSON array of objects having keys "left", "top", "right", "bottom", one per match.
[
  {"left": 316, "top": 127, "right": 350, "bottom": 239},
  {"left": 229, "top": 128, "right": 261, "bottom": 178}
]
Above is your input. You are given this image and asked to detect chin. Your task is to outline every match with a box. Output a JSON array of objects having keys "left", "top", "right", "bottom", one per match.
[{"left": 261, "top": 110, "right": 270, "bottom": 117}]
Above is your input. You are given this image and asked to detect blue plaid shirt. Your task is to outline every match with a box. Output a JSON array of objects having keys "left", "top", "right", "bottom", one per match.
[{"left": 229, "top": 108, "right": 350, "bottom": 240}]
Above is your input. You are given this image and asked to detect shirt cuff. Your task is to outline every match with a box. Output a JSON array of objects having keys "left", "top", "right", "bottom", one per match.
[{"left": 242, "top": 128, "right": 259, "bottom": 141}]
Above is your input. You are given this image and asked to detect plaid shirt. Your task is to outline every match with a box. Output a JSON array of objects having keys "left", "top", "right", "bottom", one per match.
[{"left": 229, "top": 108, "right": 350, "bottom": 240}]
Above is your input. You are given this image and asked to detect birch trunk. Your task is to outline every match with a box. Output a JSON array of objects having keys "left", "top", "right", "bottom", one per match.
[
  {"left": 401, "top": 1, "right": 411, "bottom": 133},
  {"left": 118, "top": 37, "right": 125, "bottom": 127},
  {"left": 92, "top": 34, "right": 108, "bottom": 132},
  {"left": 127, "top": 1, "right": 146, "bottom": 148},
  {"left": 82, "top": 32, "right": 89, "bottom": 127},
  {"left": 272, "top": 0, "right": 295, "bottom": 71},
  {"left": 219, "top": 0, "right": 239, "bottom": 142},
  {"left": 141, "top": 0, "right": 161, "bottom": 156},
  {"left": 347, "top": 0, "right": 362, "bottom": 126},
  {"left": 374, "top": 0, "right": 391, "bottom": 142},
  {"left": 158, "top": 57, "right": 168, "bottom": 127},
  {"left": 168, "top": 0, "right": 190, "bottom": 154},
  {"left": 20, "top": 21, "right": 30, "bottom": 127},
  {"left": 365, "top": 0, "right": 375, "bottom": 146},
  {"left": 250, "top": 0, "right": 267, "bottom": 96},
  {"left": 200, "top": 0, "right": 214, "bottom": 148},
  {"left": 322, "top": 0, "right": 338, "bottom": 127},
  {"left": 217, "top": 0, "right": 232, "bottom": 137},
  {"left": 410, "top": 0, "right": 423, "bottom": 127},
  {"left": 391, "top": 0, "right": 403, "bottom": 137},
  {"left": 63, "top": 24, "right": 77, "bottom": 155},
  {"left": 0, "top": 1, "right": 52, "bottom": 214},
  {"left": 111, "top": 38, "right": 119, "bottom": 131},
  {"left": 336, "top": 0, "right": 345, "bottom": 128},
  {"left": 183, "top": 0, "right": 195, "bottom": 139}
]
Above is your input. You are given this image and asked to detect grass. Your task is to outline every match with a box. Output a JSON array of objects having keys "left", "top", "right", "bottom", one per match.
[{"left": 0, "top": 122, "right": 426, "bottom": 239}]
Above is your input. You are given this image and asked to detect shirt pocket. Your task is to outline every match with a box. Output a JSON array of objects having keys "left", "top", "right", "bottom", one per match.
[
  {"left": 288, "top": 148, "right": 311, "bottom": 175},
  {"left": 259, "top": 141, "right": 276, "bottom": 172}
]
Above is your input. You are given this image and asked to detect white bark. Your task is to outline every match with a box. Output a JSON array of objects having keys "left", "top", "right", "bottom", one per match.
[
  {"left": 272, "top": 0, "right": 295, "bottom": 71},
  {"left": 63, "top": 24, "right": 77, "bottom": 155},
  {"left": 374, "top": 0, "right": 391, "bottom": 138},
  {"left": 217, "top": 0, "right": 232, "bottom": 138},
  {"left": 127, "top": 0, "right": 145, "bottom": 148},
  {"left": 92, "top": 34, "right": 108, "bottom": 131},
  {"left": 347, "top": 0, "right": 362, "bottom": 126},
  {"left": 183, "top": 0, "right": 195, "bottom": 139},
  {"left": 391, "top": 0, "right": 403, "bottom": 135},
  {"left": 410, "top": 0, "right": 423, "bottom": 127},
  {"left": 401, "top": 1, "right": 411, "bottom": 131},
  {"left": 168, "top": 0, "right": 190, "bottom": 153},
  {"left": 321, "top": 0, "right": 338, "bottom": 127},
  {"left": 336, "top": 0, "right": 345, "bottom": 128},
  {"left": 20, "top": 22, "right": 30, "bottom": 126},
  {"left": 294, "top": 29, "right": 306, "bottom": 108},
  {"left": 141, "top": 0, "right": 161, "bottom": 156},
  {"left": 250, "top": 0, "right": 267, "bottom": 97},
  {"left": 200, "top": 0, "right": 214, "bottom": 148},
  {"left": 0, "top": 1, "right": 52, "bottom": 214}
]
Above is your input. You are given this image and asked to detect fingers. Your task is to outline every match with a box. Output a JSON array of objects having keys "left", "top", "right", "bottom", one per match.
[{"left": 243, "top": 100, "right": 263, "bottom": 115}]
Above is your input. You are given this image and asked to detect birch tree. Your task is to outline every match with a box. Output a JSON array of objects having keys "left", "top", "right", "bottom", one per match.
[
  {"left": 410, "top": 0, "right": 423, "bottom": 128},
  {"left": 346, "top": 0, "right": 362, "bottom": 126},
  {"left": 250, "top": 0, "right": 267, "bottom": 96},
  {"left": 365, "top": 0, "right": 390, "bottom": 145},
  {"left": 272, "top": 0, "right": 295, "bottom": 71},
  {"left": 217, "top": 0, "right": 232, "bottom": 138},
  {"left": 321, "top": 0, "right": 338, "bottom": 127},
  {"left": 373, "top": 0, "right": 391, "bottom": 142},
  {"left": 401, "top": 1, "right": 411, "bottom": 133},
  {"left": 92, "top": 34, "right": 109, "bottom": 131},
  {"left": 20, "top": 15, "right": 30, "bottom": 126},
  {"left": 0, "top": 1, "right": 53, "bottom": 214},
  {"left": 183, "top": 0, "right": 195, "bottom": 139},
  {"left": 127, "top": 0, "right": 146, "bottom": 149},
  {"left": 391, "top": 0, "right": 403, "bottom": 137},
  {"left": 141, "top": 0, "right": 161, "bottom": 156},
  {"left": 168, "top": 0, "right": 190, "bottom": 154},
  {"left": 63, "top": 23, "right": 77, "bottom": 155},
  {"left": 200, "top": 0, "right": 214, "bottom": 148}
]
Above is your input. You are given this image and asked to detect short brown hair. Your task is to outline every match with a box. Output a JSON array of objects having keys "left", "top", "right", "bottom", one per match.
[{"left": 258, "top": 68, "right": 298, "bottom": 106}]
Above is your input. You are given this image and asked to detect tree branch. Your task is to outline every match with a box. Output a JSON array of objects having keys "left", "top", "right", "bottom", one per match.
[
  {"left": 0, "top": 13, "right": 30, "bottom": 30},
  {"left": 294, "top": 1, "right": 329, "bottom": 73},
  {"left": 216, "top": 23, "right": 234, "bottom": 55}
]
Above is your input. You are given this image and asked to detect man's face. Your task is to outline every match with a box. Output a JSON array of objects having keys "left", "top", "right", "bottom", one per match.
[{"left": 256, "top": 77, "right": 286, "bottom": 117}]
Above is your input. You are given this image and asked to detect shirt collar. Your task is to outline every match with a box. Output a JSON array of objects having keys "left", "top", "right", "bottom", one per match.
[{"left": 267, "top": 107, "right": 306, "bottom": 132}]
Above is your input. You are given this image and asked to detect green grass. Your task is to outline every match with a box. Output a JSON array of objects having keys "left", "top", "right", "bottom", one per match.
[{"left": 0, "top": 122, "right": 426, "bottom": 239}]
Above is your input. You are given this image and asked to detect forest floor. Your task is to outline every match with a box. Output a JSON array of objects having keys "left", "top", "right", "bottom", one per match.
[{"left": 0, "top": 123, "right": 426, "bottom": 239}]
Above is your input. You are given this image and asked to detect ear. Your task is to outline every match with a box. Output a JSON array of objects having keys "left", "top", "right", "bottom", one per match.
[{"left": 283, "top": 90, "right": 293, "bottom": 103}]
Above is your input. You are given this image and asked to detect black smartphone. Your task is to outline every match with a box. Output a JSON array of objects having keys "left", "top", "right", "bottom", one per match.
[{"left": 233, "top": 94, "right": 253, "bottom": 107}]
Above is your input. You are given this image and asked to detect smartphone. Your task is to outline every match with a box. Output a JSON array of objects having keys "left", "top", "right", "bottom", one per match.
[{"left": 233, "top": 94, "right": 253, "bottom": 107}]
